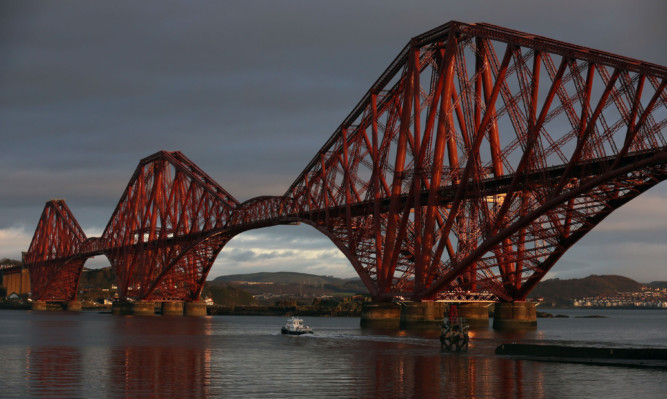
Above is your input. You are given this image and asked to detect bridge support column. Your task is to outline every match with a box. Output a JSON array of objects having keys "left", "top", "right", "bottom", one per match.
[
  {"left": 112, "top": 300, "right": 133, "bottom": 315},
  {"left": 455, "top": 303, "right": 490, "bottom": 328},
  {"left": 65, "top": 301, "right": 82, "bottom": 311},
  {"left": 131, "top": 301, "right": 156, "bottom": 316},
  {"left": 493, "top": 302, "right": 537, "bottom": 330},
  {"left": 31, "top": 301, "right": 47, "bottom": 311},
  {"left": 184, "top": 301, "right": 207, "bottom": 316},
  {"left": 162, "top": 301, "right": 184, "bottom": 316},
  {"left": 360, "top": 302, "right": 401, "bottom": 329},
  {"left": 400, "top": 301, "right": 446, "bottom": 329}
]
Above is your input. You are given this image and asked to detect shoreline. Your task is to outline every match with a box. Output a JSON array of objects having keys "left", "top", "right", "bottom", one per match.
[
  {"left": 0, "top": 302, "right": 362, "bottom": 316},
  {"left": 496, "top": 343, "right": 667, "bottom": 369},
  {"left": 2, "top": 301, "right": 665, "bottom": 315},
  {"left": 537, "top": 305, "right": 667, "bottom": 310}
]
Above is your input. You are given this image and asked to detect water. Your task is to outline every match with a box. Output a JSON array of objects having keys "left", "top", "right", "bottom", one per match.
[{"left": 0, "top": 309, "right": 665, "bottom": 398}]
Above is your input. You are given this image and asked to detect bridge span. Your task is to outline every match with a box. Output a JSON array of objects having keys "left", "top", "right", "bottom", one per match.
[{"left": 22, "top": 21, "right": 666, "bottom": 326}]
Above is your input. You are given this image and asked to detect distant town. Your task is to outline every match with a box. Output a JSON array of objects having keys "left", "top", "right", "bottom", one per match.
[
  {"left": 572, "top": 287, "right": 667, "bottom": 308},
  {"left": 2, "top": 260, "right": 666, "bottom": 310}
]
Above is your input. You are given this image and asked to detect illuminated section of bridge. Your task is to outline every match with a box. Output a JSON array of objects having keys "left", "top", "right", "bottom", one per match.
[{"left": 23, "top": 21, "right": 666, "bottom": 304}]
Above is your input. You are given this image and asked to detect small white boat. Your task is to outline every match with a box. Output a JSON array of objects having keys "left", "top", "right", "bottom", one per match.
[{"left": 281, "top": 316, "right": 313, "bottom": 335}]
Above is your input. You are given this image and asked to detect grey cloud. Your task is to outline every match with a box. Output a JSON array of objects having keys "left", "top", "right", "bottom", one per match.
[
  {"left": 230, "top": 225, "right": 340, "bottom": 249},
  {"left": 1, "top": 0, "right": 666, "bottom": 279},
  {"left": 581, "top": 230, "right": 667, "bottom": 247},
  {"left": 224, "top": 247, "right": 299, "bottom": 262},
  {"left": 257, "top": 250, "right": 297, "bottom": 260},
  {"left": 225, "top": 248, "right": 257, "bottom": 263}
]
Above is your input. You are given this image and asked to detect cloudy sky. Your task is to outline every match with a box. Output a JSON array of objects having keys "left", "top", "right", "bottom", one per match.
[{"left": 1, "top": 1, "right": 666, "bottom": 282}]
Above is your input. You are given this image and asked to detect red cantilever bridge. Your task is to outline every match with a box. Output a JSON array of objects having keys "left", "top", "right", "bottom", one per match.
[{"left": 24, "top": 21, "right": 666, "bottom": 306}]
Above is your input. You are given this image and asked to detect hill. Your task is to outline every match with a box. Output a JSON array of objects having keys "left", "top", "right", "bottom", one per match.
[
  {"left": 0, "top": 258, "right": 22, "bottom": 267},
  {"left": 210, "top": 272, "right": 368, "bottom": 300},
  {"left": 80, "top": 267, "right": 115, "bottom": 289},
  {"left": 201, "top": 284, "right": 257, "bottom": 306},
  {"left": 213, "top": 271, "right": 354, "bottom": 285},
  {"left": 648, "top": 281, "right": 667, "bottom": 289},
  {"left": 7, "top": 261, "right": 656, "bottom": 308},
  {"left": 528, "top": 275, "right": 644, "bottom": 307}
]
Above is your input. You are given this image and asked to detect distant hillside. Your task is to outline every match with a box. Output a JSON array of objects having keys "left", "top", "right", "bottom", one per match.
[
  {"left": 201, "top": 284, "right": 257, "bottom": 306},
  {"left": 648, "top": 281, "right": 667, "bottom": 289},
  {"left": 80, "top": 267, "right": 115, "bottom": 289},
  {"left": 528, "top": 275, "right": 643, "bottom": 307},
  {"left": 211, "top": 272, "right": 368, "bottom": 298},
  {"left": 0, "top": 258, "right": 22, "bottom": 267},
  {"left": 213, "top": 271, "right": 353, "bottom": 285}
]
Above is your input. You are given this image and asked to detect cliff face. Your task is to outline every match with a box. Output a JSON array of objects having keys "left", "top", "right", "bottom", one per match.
[{"left": 528, "top": 275, "right": 643, "bottom": 306}]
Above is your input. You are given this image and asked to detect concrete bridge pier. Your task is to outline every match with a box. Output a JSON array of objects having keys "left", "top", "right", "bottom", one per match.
[
  {"left": 131, "top": 301, "right": 156, "bottom": 316},
  {"left": 112, "top": 300, "right": 133, "bottom": 315},
  {"left": 360, "top": 302, "right": 401, "bottom": 328},
  {"left": 455, "top": 302, "right": 490, "bottom": 328},
  {"left": 31, "top": 301, "right": 47, "bottom": 311},
  {"left": 162, "top": 301, "right": 184, "bottom": 316},
  {"left": 184, "top": 301, "right": 207, "bottom": 316},
  {"left": 399, "top": 301, "right": 446, "bottom": 329},
  {"left": 493, "top": 301, "right": 537, "bottom": 330},
  {"left": 65, "top": 301, "right": 82, "bottom": 311}
]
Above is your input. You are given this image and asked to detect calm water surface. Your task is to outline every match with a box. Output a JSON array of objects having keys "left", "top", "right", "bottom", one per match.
[{"left": 0, "top": 308, "right": 665, "bottom": 398}]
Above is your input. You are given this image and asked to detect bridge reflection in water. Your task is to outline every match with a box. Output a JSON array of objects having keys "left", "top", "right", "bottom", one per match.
[
  {"left": 14, "top": 312, "right": 664, "bottom": 398},
  {"left": 26, "top": 346, "right": 82, "bottom": 398},
  {"left": 108, "top": 317, "right": 213, "bottom": 398},
  {"left": 23, "top": 314, "right": 214, "bottom": 398},
  {"left": 9, "top": 311, "right": 665, "bottom": 397}
]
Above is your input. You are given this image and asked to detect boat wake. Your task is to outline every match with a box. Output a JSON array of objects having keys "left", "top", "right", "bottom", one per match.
[{"left": 298, "top": 332, "right": 439, "bottom": 347}]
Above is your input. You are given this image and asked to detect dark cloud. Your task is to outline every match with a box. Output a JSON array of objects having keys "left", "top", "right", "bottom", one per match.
[
  {"left": 258, "top": 250, "right": 297, "bottom": 260},
  {"left": 225, "top": 248, "right": 257, "bottom": 263},
  {"left": 1, "top": 1, "right": 666, "bottom": 279},
  {"left": 226, "top": 224, "right": 343, "bottom": 251}
]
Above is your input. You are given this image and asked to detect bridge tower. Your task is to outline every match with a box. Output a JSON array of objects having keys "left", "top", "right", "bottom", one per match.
[
  {"left": 280, "top": 22, "right": 666, "bottom": 327},
  {"left": 102, "top": 151, "right": 239, "bottom": 314},
  {"left": 20, "top": 22, "right": 666, "bottom": 327},
  {"left": 24, "top": 200, "right": 88, "bottom": 309}
]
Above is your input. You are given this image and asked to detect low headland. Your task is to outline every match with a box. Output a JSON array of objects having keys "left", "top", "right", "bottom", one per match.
[{"left": 2, "top": 262, "right": 666, "bottom": 314}]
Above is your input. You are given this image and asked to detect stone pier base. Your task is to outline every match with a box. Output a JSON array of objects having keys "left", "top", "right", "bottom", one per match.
[
  {"left": 493, "top": 302, "right": 537, "bottom": 330},
  {"left": 400, "top": 301, "right": 446, "bottom": 329},
  {"left": 455, "top": 302, "right": 490, "bottom": 328},
  {"left": 184, "top": 301, "right": 207, "bottom": 316},
  {"left": 112, "top": 301, "right": 133, "bottom": 316},
  {"left": 131, "top": 301, "right": 156, "bottom": 316},
  {"left": 65, "top": 301, "right": 82, "bottom": 312},
  {"left": 31, "top": 301, "right": 47, "bottom": 311},
  {"left": 360, "top": 302, "right": 401, "bottom": 328},
  {"left": 162, "top": 301, "right": 184, "bottom": 316}
]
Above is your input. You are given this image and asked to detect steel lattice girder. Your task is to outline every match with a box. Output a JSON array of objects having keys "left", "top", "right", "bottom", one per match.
[
  {"left": 101, "top": 151, "right": 238, "bottom": 301},
  {"left": 25, "top": 200, "right": 88, "bottom": 301},
  {"left": 21, "top": 21, "right": 667, "bottom": 303},
  {"left": 282, "top": 21, "right": 667, "bottom": 300}
]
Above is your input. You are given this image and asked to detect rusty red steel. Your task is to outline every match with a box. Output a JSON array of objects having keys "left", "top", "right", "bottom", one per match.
[
  {"left": 24, "top": 21, "right": 667, "bottom": 303},
  {"left": 24, "top": 200, "right": 88, "bottom": 301}
]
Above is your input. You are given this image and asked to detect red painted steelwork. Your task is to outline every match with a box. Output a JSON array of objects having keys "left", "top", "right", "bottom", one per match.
[
  {"left": 22, "top": 21, "right": 667, "bottom": 303},
  {"left": 101, "top": 151, "right": 239, "bottom": 301},
  {"left": 25, "top": 200, "right": 87, "bottom": 301},
  {"left": 282, "top": 22, "right": 666, "bottom": 301}
]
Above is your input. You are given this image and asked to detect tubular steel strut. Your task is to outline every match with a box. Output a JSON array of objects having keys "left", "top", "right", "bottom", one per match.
[{"left": 24, "top": 22, "right": 667, "bottom": 303}]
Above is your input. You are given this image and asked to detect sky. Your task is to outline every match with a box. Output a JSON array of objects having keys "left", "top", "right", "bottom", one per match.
[{"left": 1, "top": 0, "right": 666, "bottom": 283}]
